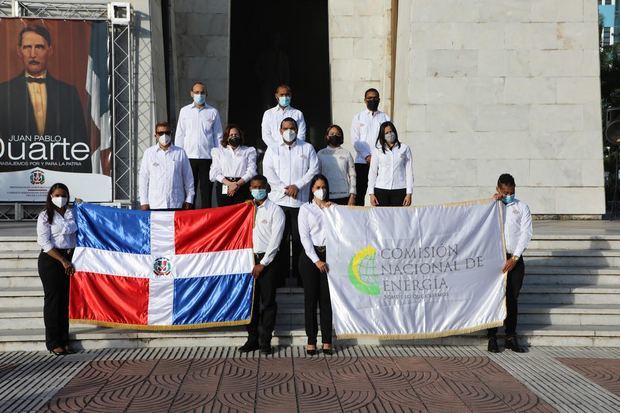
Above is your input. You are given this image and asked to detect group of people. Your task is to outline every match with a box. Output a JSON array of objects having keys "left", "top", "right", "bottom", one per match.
[{"left": 36, "top": 81, "right": 532, "bottom": 356}]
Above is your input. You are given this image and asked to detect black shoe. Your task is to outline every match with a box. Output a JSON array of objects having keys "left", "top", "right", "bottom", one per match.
[
  {"left": 238, "top": 340, "right": 260, "bottom": 353},
  {"left": 487, "top": 336, "right": 500, "bottom": 353},
  {"left": 322, "top": 345, "right": 333, "bottom": 356},
  {"left": 505, "top": 336, "right": 527, "bottom": 353},
  {"left": 306, "top": 345, "right": 317, "bottom": 356},
  {"left": 260, "top": 343, "right": 272, "bottom": 355},
  {"left": 50, "top": 348, "right": 67, "bottom": 356}
]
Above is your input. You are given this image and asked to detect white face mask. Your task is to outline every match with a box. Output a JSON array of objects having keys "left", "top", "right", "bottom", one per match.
[
  {"left": 313, "top": 188, "right": 327, "bottom": 201},
  {"left": 282, "top": 129, "right": 297, "bottom": 143},
  {"left": 385, "top": 132, "right": 396, "bottom": 144},
  {"left": 158, "top": 134, "right": 171, "bottom": 146},
  {"left": 52, "top": 196, "right": 68, "bottom": 208}
]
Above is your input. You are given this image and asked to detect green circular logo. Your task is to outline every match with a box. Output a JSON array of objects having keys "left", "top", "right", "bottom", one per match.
[{"left": 348, "top": 246, "right": 380, "bottom": 296}]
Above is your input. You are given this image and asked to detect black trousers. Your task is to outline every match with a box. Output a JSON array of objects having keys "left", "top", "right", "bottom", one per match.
[
  {"left": 247, "top": 255, "right": 278, "bottom": 345},
  {"left": 488, "top": 254, "right": 525, "bottom": 337},
  {"left": 331, "top": 197, "right": 349, "bottom": 206},
  {"left": 215, "top": 181, "right": 250, "bottom": 207},
  {"left": 189, "top": 158, "right": 212, "bottom": 208},
  {"left": 299, "top": 248, "right": 333, "bottom": 345},
  {"left": 38, "top": 250, "right": 71, "bottom": 351},
  {"left": 374, "top": 188, "right": 407, "bottom": 207},
  {"left": 277, "top": 206, "right": 302, "bottom": 286},
  {"left": 354, "top": 163, "right": 369, "bottom": 206}
]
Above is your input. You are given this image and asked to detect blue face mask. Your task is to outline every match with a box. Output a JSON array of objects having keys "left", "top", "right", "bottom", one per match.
[
  {"left": 278, "top": 96, "right": 291, "bottom": 107},
  {"left": 502, "top": 194, "right": 515, "bottom": 205},
  {"left": 193, "top": 93, "right": 206, "bottom": 105},
  {"left": 251, "top": 188, "right": 267, "bottom": 201}
]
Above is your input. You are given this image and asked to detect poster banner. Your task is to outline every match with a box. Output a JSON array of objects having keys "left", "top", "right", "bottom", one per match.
[
  {"left": 0, "top": 19, "right": 111, "bottom": 202},
  {"left": 69, "top": 202, "right": 255, "bottom": 330},
  {"left": 324, "top": 200, "right": 506, "bottom": 339}
]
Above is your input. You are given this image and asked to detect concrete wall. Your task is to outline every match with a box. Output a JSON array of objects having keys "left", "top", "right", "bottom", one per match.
[
  {"left": 393, "top": 0, "right": 605, "bottom": 215},
  {"left": 171, "top": 0, "right": 230, "bottom": 125}
]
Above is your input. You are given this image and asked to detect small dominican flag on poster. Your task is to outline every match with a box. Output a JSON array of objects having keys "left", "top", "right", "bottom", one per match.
[{"left": 69, "top": 202, "right": 255, "bottom": 329}]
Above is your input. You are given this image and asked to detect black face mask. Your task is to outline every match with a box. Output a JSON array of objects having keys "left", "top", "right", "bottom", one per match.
[
  {"left": 366, "top": 99, "right": 379, "bottom": 111},
  {"left": 228, "top": 136, "right": 241, "bottom": 147},
  {"left": 327, "top": 135, "right": 343, "bottom": 146}
]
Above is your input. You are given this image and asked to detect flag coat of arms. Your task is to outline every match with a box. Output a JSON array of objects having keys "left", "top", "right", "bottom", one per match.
[{"left": 69, "top": 202, "right": 255, "bottom": 329}]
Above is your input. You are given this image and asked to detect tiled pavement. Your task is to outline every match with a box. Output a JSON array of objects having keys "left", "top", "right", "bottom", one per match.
[{"left": 1, "top": 346, "right": 620, "bottom": 413}]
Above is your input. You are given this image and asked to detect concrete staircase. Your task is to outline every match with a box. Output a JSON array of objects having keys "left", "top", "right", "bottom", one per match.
[{"left": 1, "top": 227, "right": 619, "bottom": 351}]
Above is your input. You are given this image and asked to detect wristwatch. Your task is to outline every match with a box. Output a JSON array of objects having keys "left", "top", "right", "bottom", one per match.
[{"left": 511, "top": 255, "right": 520, "bottom": 261}]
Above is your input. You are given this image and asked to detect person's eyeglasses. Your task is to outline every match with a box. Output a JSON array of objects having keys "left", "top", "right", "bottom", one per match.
[
  {"left": 192, "top": 91, "right": 206, "bottom": 95},
  {"left": 327, "top": 134, "right": 342, "bottom": 138},
  {"left": 155, "top": 131, "right": 171, "bottom": 136}
]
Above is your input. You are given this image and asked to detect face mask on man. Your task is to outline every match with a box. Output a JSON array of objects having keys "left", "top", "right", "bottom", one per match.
[
  {"left": 158, "top": 134, "right": 171, "bottom": 146},
  {"left": 313, "top": 188, "right": 327, "bottom": 201},
  {"left": 193, "top": 93, "right": 206, "bottom": 105},
  {"left": 282, "top": 129, "right": 297, "bottom": 143},
  {"left": 228, "top": 135, "right": 241, "bottom": 147},
  {"left": 366, "top": 99, "right": 379, "bottom": 111},
  {"left": 52, "top": 196, "right": 68, "bottom": 208},
  {"left": 251, "top": 188, "right": 267, "bottom": 200},
  {"left": 502, "top": 194, "right": 515, "bottom": 205},
  {"left": 278, "top": 96, "right": 291, "bottom": 107},
  {"left": 385, "top": 132, "right": 396, "bottom": 144}
]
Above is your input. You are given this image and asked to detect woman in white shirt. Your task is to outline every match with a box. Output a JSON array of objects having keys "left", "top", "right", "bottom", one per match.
[
  {"left": 317, "top": 124, "right": 356, "bottom": 206},
  {"left": 297, "top": 174, "right": 334, "bottom": 355},
  {"left": 368, "top": 121, "right": 413, "bottom": 207},
  {"left": 210, "top": 124, "right": 257, "bottom": 207},
  {"left": 36, "top": 183, "right": 77, "bottom": 355}
]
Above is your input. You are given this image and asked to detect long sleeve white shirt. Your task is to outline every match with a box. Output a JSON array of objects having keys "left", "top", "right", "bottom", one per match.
[
  {"left": 138, "top": 145, "right": 195, "bottom": 209},
  {"left": 175, "top": 103, "right": 223, "bottom": 159},
  {"left": 261, "top": 105, "right": 306, "bottom": 148},
  {"left": 317, "top": 146, "right": 356, "bottom": 199},
  {"left": 297, "top": 201, "right": 328, "bottom": 263},
  {"left": 367, "top": 143, "right": 414, "bottom": 194},
  {"left": 263, "top": 140, "right": 319, "bottom": 208},
  {"left": 37, "top": 209, "right": 77, "bottom": 253},
  {"left": 351, "top": 109, "right": 390, "bottom": 164},
  {"left": 503, "top": 199, "right": 533, "bottom": 257},
  {"left": 209, "top": 145, "right": 257, "bottom": 183},
  {"left": 253, "top": 199, "right": 286, "bottom": 266}
]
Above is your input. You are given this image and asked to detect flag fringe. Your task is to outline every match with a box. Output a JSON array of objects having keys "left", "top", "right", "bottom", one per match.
[
  {"left": 69, "top": 317, "right": 251, "bottom": 331},
  {"left": 334, "top": 320, "right": 505, "bottom": 340}
]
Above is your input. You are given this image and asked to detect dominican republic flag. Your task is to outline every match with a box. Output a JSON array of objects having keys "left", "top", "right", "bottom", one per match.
[{"left": 69, "top": 202, "right": 255, "bottom": 329}]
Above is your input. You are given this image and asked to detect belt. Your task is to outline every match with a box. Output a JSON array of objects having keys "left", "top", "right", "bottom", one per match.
[
  {"left": 254, "top": 252, "right": 265, "bottom": 261},
  {"left": 226, "top": 177, "right": 241, "bottom": 182},
  {"left": 314, "top": 245, "right": 326, "bottom": 253}
]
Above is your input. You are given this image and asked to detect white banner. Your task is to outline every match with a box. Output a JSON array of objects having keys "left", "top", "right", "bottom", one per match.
[{"left": 324, "top": 200, "right": 506, "bottom": 339}]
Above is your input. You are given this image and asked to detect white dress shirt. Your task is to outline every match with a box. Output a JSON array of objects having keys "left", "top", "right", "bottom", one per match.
[
  {"left": 175, "top": 103, "right": 223, "bottom": 159},
  {"left": 138, "top": 144, "right": 195, "bottom": 209},
  {"left": 367, "top": 143, "right": 414, "bottom": 194},
  {"left": 209, "top": 145, "right": 257, "bottom": 183},
  {"left": 503, "top": 198, "right": 533, "bottom": 257},
  {"left": 351, "top": 109, "right": 390, "bottom": 164},
  {"left": 261, "top": 105, "right": 306, "bottom": 148},
  {"left": 37, "top": 208, "right": 77, "bottom": 253},
  {"left": 253, "top": 199, "right": 286, "bottom": 266},
  {"left": 298, "top": 200, "right": 329, "bottom": 263},
  {"left": 317, "top": 146, "right": 356, "bottom": 199},
  {"left": 263, "top": 140, "right": 319, "bottom": 208}
]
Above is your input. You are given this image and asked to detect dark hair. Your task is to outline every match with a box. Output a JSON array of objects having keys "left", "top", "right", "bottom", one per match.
[
  {"left": 375, "top": 121, "right": 400, "bottom": 153},
  {"left": 250, "top": 174, "right": 268, "bottom": 187},
  {"left": 364, "top": 88, "right": 379, "bottom": 99},
  {"left": 275, "top": 84, "right": 292, "bottom": 94},
  {"left": 155, "top": 121, "right": 171, "bottom": 131},
  {"left": 308, "top": 174, "right": 330, "bottom": 203},
  {"left": 19, "top": 25, "right": 52, "bottom": 46},
  {"left": 222, "top": 124, "right": 245, "bottom": 146},
  {"left": 191, "top": 81, "right": 206, "bottom": 91},
  {"left": 325, "top": 124, "right": 344, "bottom": 139},
  {"left": 45, "top": 183, "right": 70, "bottom": 224},
  {"left": 280, "top": 117, "right": 298, "bottom": 130},
  {"left": 497, "top": 173, "right": 516, "bottom": 187}
]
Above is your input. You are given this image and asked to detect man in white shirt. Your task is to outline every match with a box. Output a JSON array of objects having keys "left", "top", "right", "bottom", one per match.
[
  {"left": 175, "top": 82, "right": 223, "bottom": 208},
  {"left": 239, "top": 175, "right": 285, "bottom": 355},
  {"left": 488, "top": 173, "right": 533, "bottom": 353},
  {"left": 260, "top": 84, "right": 306, "bottom": 149},
  {"left": 139, "top": 121, "right": 194, "bottom": 210},
  {"left": 351, "top": 88, "right": 390, "bottom": 205},
  {"left": 263, "top": 117, "right": 319, "bottom": 286}
]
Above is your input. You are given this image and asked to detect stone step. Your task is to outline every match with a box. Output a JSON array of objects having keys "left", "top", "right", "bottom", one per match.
[
  {"left": 524, "top": 249, "right": 620, "bottom": 267},
  {"left": 1, "top": 323, "right": 619, "bottom": 352},
  {"left": 0, "top": 251, "right": 39, "bottom": 269},
  {"left": 527, "top": 238, "right": 620, "bottom": 250},
  {"left": 520, "top": 285, "right": 620, "bottom": 305},
  {"left": 0, "top": 269, "right": 40, "bottom": 288},
  {"left": 0, "top": 240, "right": 40, "bottom": 252}
]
